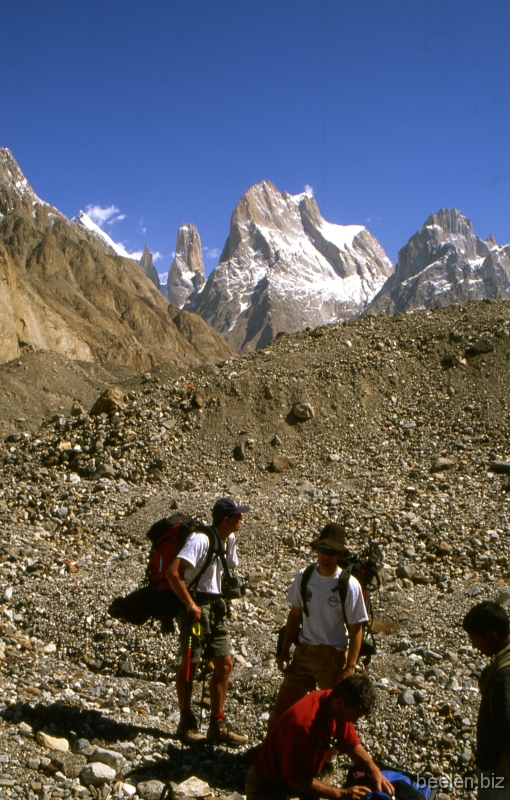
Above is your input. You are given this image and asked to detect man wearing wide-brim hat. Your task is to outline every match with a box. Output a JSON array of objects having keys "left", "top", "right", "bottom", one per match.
[{"left": 267, "top": 522, "right": 368, "bottom": 732}]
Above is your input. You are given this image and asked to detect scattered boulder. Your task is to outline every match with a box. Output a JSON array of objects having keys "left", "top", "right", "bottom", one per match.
[
  {"left": 292, "top": 402, "right": 314, "bottom": 420},
  {"left": 268, "top": 455, "right": 298, "bottom": 472},
  {"left": 35, "top": 732, "right": 69, "bottom": 752},
  {"left": 90, "top": 387, "right": 126, "bottom": 416},
  {"left": 80, "top": 762, "right": 116, "bottom": 786}
]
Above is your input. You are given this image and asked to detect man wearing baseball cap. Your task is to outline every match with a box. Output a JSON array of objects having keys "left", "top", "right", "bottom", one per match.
[
  {"left": 267, "top": 522, "right": 368, "bottom": 734},
  {"left": 167, "top": 497, "right": 250, "bottom": 745}
]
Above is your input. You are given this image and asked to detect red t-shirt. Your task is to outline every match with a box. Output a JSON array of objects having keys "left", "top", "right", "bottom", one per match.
[{"left": 254, "top": 689, "right": 360, "bottom": 786}]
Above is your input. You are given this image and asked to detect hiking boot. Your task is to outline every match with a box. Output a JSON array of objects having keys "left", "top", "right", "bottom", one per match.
[
  {"left": 206, "top": 717, "right": 248, "bottom": 746},
  {"left": 176, "top": 712, "right": 206, "bottom": 744}
]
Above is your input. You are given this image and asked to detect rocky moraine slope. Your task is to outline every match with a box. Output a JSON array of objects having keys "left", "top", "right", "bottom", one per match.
[{"left": 0, "top": 300, "right": 510, "bottom": 797}]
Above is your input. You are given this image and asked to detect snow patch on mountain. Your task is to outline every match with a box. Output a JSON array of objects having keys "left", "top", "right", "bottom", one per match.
[{"left": 72, "top": 211, "right": 138, "bottom": 259}]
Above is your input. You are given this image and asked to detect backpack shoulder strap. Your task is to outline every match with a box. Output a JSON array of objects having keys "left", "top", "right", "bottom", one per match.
[
  {"left": 338, "top": 569, "right": 350, "bottom": 623},
  {"left": 300, "top": 563, "right": 316, "bottom": 617},
  {"left": 186, "top": 526, "right": 218, "bottom": 594}
]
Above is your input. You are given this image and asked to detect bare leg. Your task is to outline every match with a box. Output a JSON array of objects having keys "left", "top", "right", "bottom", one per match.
[
  {"left": 267, "top": 685, "right": 308, "bottom": 732},
  {"left": 209, "top": 655, "right": 233, "bottom": 715}
]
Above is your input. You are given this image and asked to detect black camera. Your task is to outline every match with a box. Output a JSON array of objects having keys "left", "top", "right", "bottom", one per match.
[{"left": 222, "top": 574, "right": 246, "bottom": 600}]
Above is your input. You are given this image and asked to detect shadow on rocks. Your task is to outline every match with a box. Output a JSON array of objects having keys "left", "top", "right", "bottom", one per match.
[
  {"left": 1, "top": 700, "right": 258, "bottom": 791},
  {"left": 126, "top": 742, "right": 258, "bottom": 793},
  {"left": 1, "top": 700, "right": 169, "bottom": 743}
]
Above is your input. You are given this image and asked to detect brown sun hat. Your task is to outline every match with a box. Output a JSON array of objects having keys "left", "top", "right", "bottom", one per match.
[{"left": 310, "top": 522, "right": 350, "bottom": 553}]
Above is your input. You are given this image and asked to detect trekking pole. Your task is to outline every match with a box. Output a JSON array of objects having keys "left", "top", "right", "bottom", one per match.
[{"left": 183, "top": 621, "right": 201, "bottom": 705}]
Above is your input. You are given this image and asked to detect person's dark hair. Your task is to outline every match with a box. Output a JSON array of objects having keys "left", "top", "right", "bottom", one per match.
[
  {"left": 463, "top": 601, "right": 510, "bottom": 638},
  {"left": 212, "top": 506, "right": 227, "bottom": 526},
  {"left": 330, "top": 674, "right": 376, "bottom": 715}
]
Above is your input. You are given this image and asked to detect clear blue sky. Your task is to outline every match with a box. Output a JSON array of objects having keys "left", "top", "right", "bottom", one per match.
[{"left": 2, "top": 0, "right": 509, "bottom": 277}]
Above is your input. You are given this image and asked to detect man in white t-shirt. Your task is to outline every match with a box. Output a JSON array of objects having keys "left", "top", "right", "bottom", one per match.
[
  {"left": 167, "top": 497, "right": 250, "bottom": 745},
  {"left": 267, "top": 522, "right": 368, "bottom": 732}
]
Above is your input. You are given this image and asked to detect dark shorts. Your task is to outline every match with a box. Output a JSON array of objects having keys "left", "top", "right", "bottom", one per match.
[
  {"left": 177, "top": 596, "right": 230, "bottom": 662},
  {"left": 245, "top": 766, "right": 308, "bottom": 800},
  {"left": 282, "top": 642, "right": 346, "bottom": 691}
]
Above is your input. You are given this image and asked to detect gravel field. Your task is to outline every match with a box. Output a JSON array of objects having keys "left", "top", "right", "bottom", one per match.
[{"left": 1, "top": 300, "right": 510, "bottom": 799}]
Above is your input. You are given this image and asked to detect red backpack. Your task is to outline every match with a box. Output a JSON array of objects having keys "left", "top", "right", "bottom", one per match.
[{"left": 108, "top": 513, "right": 216, "bottom": 633}]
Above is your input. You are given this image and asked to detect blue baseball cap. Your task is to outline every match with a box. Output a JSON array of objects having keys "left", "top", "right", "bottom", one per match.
[{"left": 213, "top": 497, "right": 250, "bottom": 518}]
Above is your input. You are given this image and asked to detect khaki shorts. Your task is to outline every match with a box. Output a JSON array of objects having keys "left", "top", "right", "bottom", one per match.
[
  {"left": 281, "top": 642, "right": 346, "bottom": 691},
  {"left": 177, "top": 597, "right": 230, "bottom": 663}
]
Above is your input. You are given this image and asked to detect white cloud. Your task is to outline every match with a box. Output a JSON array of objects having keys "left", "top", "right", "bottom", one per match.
[
  {"left": 85, "top": 204, "right": 121, "bottom": 228},
  {"left": 129, "top": 250, "right": 144, "bottom": 261},
  {"left": 203, "top": 246, "right": 220, "bottom": 260},
  {"left": 152, "top": 251, "right": 162, "bottom": 261},
  {"left": 304, "top": 184, "right": 314, "bottom": 196}
]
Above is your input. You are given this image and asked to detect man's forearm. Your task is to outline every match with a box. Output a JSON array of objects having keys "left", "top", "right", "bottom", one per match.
[
  {"left": 345, "top": 623, "right": 363, "bottom": 670},
  {"left": 166, "top": 568, "right": 193, "bottom": 609},
  {"left": 282, "top": 614, "right": 301, "bottom": 654},
  {"left": 287, "top": 776, "right": 354, "bottom": 799}
]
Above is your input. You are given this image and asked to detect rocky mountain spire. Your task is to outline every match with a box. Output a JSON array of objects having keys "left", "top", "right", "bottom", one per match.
[
  {"left": 139, "top": 245, "right": 161, "bottom": 291},
  {"left": 186, "top": 181, "right": 393, "bottom": 353},
  {"left": 167, "top": 224, "right": 205, "bottom": 308},
  {"left": 365, "top": 208, "right": 510, "bottom": 316}
]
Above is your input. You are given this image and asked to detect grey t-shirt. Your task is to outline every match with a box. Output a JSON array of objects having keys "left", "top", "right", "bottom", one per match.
[{"left": 287, "top": 565, "right": 368, "bottom": 650}]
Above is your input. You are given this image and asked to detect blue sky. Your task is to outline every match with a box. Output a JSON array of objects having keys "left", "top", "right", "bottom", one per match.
[{"left": 2, "top": 0, "right": 509, "bottom": 278}]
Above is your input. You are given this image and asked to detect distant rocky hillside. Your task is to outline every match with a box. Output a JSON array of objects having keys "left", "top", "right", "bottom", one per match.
[
  {"left": 166, "top": 223, "right": 205, "bottom": 307},
  {"left": 186, "top": 181, "right": 393, "bottom": 352},
  {"left": 0, "top": 149, "right": 232, "bottom": 369},
  {"left": 366, "top": 208, "right": 510, "bottom": 316}
]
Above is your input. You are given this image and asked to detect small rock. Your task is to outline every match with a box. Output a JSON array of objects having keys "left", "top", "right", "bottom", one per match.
[
  {"left": 396, "top": 565, "right": 414, "bottom": 580},
  {"left": 52, "top": 753, "right": 87, "bottom": 779},
  {"left": 431, "top": 457, "right": 457, "bottom": 472},
  {"left": 268, "top": 455, "right": 297, "bottom": 473},
  {"left": 35, "top": 732, "right": 69, "bottom": 752},
  {"left": 398, "top": 689, "right": 415, "bottom": 706},
  {"left": 136, "top": 780, "right": 167, "bottom": 800},
  {"left": 73, "top": 739, "right": 93, "bottom": 756},
  {"left": 233, "top": 444, "right": 245, "bottom": 461},
  {"left": 80, "top": 762, "right": 116, "bottom": 786},
  {"left": 90, "top": 387, "right": 126, "bottom": 416},
  {"left": 89, "top": 747, "right": 124, "bottom": 772},
  {"left": 465, "top": 338, "right": 494, "bottom": 357},
  {"left": 393, "top": 639, "right": 411, "bottom": 653},
  {"left": 174, "top": 777, "right": 212, "bottom": 798},
  {"left": 490, "top": 461, "right": 510, "bottom": 475},
  {"left": 18, "top": 721, "right": 32, "bottom": 734},
  {"left": 292, "top": 402, "right": 314, "bottom": 421}
]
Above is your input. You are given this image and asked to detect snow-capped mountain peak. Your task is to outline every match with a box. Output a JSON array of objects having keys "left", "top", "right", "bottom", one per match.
[{"left": 186, "top": 181, "right": 393, "bottom": 352}]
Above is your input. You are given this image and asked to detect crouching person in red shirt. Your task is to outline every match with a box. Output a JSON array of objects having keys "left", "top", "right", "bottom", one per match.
[{"left": 246, "top": 675, "right": 393, "bottom": 800}]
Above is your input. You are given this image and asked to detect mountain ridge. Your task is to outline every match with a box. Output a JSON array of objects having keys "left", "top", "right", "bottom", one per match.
[{"left": 0, "top": 149, "right": 233, "bottom": 369}]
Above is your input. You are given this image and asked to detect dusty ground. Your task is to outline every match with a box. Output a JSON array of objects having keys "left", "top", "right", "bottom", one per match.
[{"left": 1, "top": 299, "right": 510, "bottom": 799}]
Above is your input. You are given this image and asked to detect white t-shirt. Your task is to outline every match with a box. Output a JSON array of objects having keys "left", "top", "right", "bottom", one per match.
[
  {"left": 178, "top": 530, "right": 238, "bottom": 595},
  {"left": 287, "top": 565, "right": 368, "bottom": 650}
]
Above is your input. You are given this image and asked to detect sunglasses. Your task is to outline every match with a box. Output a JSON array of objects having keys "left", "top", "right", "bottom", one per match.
[{"left": 317, "top": 545, "right": 341, "bottom": 555}]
